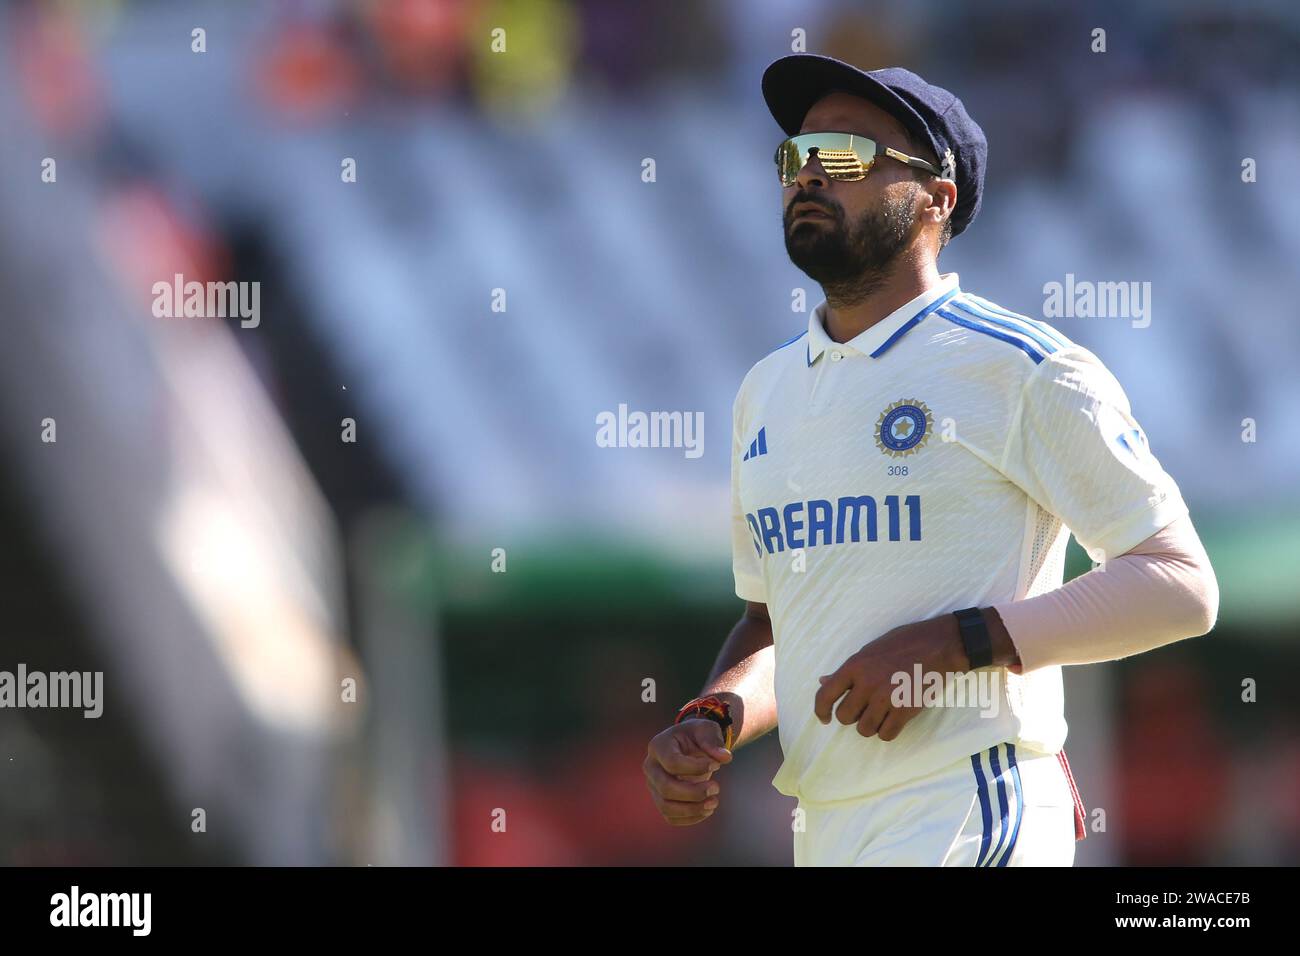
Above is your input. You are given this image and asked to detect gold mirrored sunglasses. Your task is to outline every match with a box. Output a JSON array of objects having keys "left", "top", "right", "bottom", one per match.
[{"left": 775, "top": 131, "right": 945, "bottom": 187}]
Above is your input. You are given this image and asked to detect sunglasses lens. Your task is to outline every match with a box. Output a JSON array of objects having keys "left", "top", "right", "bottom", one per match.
[
  {"left": 815, "top": 146, "right": 869, "bottom": 179},
  {"left": 776, "top": 134, "right": 874, "bottom": 185},
  {"left": 776, "top": 140, "right": 803, "bottom": 186}
]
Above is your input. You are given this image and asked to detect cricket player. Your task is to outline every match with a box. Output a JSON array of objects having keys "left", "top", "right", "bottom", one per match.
[{"left": 642, "top": 55, "right": 1220, "bottom": 866}]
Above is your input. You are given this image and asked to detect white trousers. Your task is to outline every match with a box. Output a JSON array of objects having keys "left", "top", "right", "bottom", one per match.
[{"left": 793, "top": 743, "right": 1078, "bottom": 866}]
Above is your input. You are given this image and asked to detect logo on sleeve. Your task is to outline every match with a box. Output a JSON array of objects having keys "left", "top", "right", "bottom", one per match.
[
  {"left": 1115, "top": 427, "right": 1151, "bottom": 461},
  {"left": 875, "top": 399, "right": 933, "bottom": 457}
]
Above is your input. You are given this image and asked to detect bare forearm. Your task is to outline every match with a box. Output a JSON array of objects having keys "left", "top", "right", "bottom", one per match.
[{"left": 701, "top": 605, "right": 778, "bottom": 749}]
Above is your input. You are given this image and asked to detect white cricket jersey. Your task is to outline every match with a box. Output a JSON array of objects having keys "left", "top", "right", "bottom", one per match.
[{"left": 730, "top": 272, "right": 1187, "bottom": 803}]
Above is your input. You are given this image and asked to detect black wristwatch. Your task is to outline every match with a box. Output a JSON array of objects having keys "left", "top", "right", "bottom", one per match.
[{"left": 953, "top": 607, "right": 994, "bottom": 669}]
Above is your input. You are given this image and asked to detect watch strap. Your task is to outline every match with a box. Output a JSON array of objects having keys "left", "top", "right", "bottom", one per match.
[{"left": 954, "top": 607, "right": 994, "bottom": 669}]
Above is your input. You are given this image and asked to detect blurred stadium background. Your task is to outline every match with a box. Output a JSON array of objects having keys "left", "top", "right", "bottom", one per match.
[{"left": 0, "top": 0, "right": 1297, "bottom": 866}]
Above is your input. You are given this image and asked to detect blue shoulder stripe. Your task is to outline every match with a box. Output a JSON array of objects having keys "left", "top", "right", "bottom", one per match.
[
  {"left": 767, "top": 328, "right": 808, "bottom": 357},
  {"left": 962, "top": 293, "right": 1072, "bottom": 349},
  {"left": 869, "top": 286, "right": 961, "bottom": 358},
  {"left": 949, "top": 299, "right": 1061, "bottom": 356},
  {"left": 937, "top": 307, "right": 1046, "bottom": 364}
]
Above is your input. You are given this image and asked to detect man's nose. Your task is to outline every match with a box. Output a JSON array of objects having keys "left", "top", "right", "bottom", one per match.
[{"left": 795, "top": 152, "right": 830, "bottom": 188}]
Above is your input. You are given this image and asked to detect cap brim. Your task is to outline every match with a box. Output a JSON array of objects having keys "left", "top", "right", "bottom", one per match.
[{"left": 762, "top": 54, "right": 936, "bottom": 156}]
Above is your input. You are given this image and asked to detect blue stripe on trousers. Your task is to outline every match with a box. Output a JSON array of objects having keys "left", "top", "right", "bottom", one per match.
[
  {"left": 986, "top": 746, "right": 1011, "bottom": 866},
  {"left": 970, "top": 752, "right": 993, "bottom": 867},
  {"left": 996, "top": 744, "right": 1025, "bottom": 867}
]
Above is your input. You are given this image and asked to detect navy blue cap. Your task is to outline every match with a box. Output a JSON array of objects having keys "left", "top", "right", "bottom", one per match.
[{"left": 762, "top": 55, "right": 987, "bottom": 238}]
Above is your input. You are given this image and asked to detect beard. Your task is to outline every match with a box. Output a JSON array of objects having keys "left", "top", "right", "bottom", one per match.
[{"left": 783, "top": 189, "right": 917, "bottom": 306}]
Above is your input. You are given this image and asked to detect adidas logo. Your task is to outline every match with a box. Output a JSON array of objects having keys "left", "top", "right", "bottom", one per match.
[{"left": 742, "top": 426, "right": 768, "bottom": 461}]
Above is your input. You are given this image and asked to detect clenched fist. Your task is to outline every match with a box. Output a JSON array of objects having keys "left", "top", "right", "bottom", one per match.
[{"left": 643, "top": 719, "right": 733, "bottom": 826}]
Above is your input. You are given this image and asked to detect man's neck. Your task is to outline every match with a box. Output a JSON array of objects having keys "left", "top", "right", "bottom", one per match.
[{"left": 822, "top": 258, "right": 943, "bottom": 344}]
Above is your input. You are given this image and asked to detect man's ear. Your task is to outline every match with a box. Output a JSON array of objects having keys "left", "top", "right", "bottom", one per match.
[{"left": 929, "top": 178, "right": 958, "bottom": 226}]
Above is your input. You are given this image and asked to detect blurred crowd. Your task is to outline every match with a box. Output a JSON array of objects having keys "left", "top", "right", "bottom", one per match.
[{"left": 0, "top": 0, "right": 1296, "bottom": 866}]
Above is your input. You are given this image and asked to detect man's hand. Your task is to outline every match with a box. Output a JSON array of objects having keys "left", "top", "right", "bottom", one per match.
[
  {"left": 643, "top": 719, "right": 734, "bottom": 826},
  {"left": 813, "top": 614, "right": 973, "bottom": 742}
]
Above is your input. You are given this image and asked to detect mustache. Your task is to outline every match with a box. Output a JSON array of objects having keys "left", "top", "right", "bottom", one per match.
[{"left": 785, "top": 193, "right": 840, "bottom": 222}]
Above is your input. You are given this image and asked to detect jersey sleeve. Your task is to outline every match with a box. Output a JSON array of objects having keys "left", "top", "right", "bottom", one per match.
[
  {"left": 731, "top": 384, "right": 767, "bottom": 603},
  {"left": 999, "top": 348, "right": 1189, "bottom": 562}
]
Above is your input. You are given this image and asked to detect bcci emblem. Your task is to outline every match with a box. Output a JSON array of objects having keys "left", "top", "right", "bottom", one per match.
[{"left": 875, "top": 399, "right": 934, "bottom": 458}]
